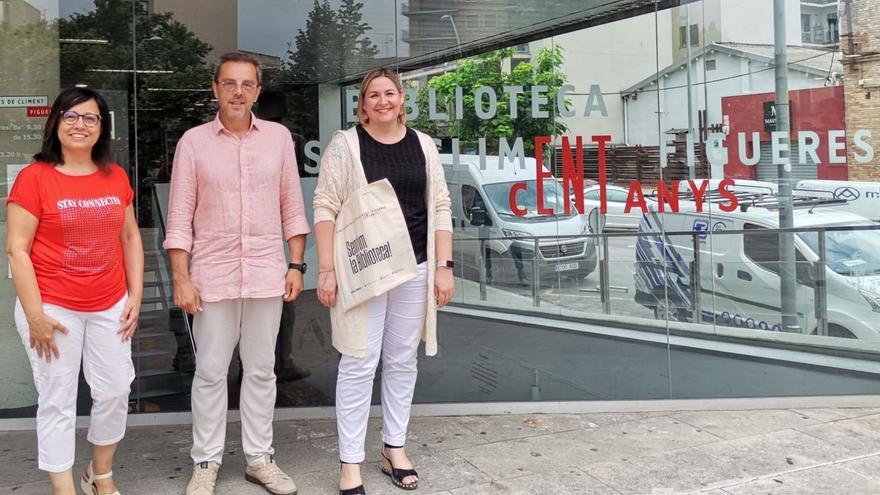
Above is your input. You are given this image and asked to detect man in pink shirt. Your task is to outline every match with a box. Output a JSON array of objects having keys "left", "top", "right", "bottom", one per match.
[{"left": 163, "top": 52, "right": 309, "bottom": 495}]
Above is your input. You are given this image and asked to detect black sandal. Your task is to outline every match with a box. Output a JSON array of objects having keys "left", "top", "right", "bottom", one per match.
[
  {"left": 380, "top": 444, "right": 419, "bottom": 490},
  {"left": 340, "top": 461, "right": 366, "bottom": 495}
]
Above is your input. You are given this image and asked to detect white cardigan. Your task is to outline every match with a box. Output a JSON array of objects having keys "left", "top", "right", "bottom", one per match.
[{"left": 313, "top": 126, "right": 453, "bottom": 358}]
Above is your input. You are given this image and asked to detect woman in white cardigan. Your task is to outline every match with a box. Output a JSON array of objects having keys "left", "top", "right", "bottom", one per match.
[{"left": 313, "top": 68, "right": 454, "bottom": 495}]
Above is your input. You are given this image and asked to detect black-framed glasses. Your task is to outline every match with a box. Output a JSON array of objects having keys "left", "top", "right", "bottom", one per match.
[
  {"left": 61, "top": 111, "right": 101, "bottom": 127},
  {"left": 218, "top": 80, "right": 258, "bottom": 94}
]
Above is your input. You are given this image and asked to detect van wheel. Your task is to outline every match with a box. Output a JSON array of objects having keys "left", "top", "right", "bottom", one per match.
[{"left": 812, "top": 324, "right": 856, "bottom": 339}]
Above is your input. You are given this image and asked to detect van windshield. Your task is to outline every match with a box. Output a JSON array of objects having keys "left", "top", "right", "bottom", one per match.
[
  {"left": 483, "top": 180, "right": 576, "bottom": 220},
  {"left": 798, "top": 229, "right": 880, "bottom": 276}
]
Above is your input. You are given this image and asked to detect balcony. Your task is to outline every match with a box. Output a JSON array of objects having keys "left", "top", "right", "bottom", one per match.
[
  {"left": 401, "top": 2, "right": 458, "bottom": 17},
  {"left": 400, "top": 28, "right": 457, "bottom": 45},
  {"left": 802, "top": 25, "right": 840, "bottom": 46}
]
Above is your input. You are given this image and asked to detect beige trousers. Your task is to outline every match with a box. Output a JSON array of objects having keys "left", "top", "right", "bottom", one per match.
[{"left": 190, "top": 297, "right": 283, "bottom": 467}]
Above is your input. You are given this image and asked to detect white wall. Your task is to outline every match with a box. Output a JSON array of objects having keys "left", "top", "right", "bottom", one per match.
[
  {"left": 671, "top": 0, "right": 802, "bottom": 63},
  {"left": 625, "top": 51, "right": 828, "bottom": 146},
  {"left": 530, "top": 9, "right": 673, "bottom": 144},
  {"left": 717, "top": 0, "right": 801, "bottom": 46}
]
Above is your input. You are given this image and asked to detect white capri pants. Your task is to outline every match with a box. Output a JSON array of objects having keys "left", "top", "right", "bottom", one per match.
[
  {"left": 336, "top": 263, "right": 428, "bottom": 463},
  {"left": 14, "top": 296, "right": 134, "bottom": 472}
]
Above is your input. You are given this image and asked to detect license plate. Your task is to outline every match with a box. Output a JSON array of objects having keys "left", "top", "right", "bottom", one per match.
[{"left": 555, "top": 262, "right": 579, "bottom": 272}]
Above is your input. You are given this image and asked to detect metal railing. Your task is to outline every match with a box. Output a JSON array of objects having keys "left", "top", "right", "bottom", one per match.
[{"left": 456, "top": 224, "right": 880, "bottom": 340}]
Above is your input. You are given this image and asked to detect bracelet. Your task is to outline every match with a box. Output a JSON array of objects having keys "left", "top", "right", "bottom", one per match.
[{"left": 319, "top": 268, "right": 335, "bottom": 274}]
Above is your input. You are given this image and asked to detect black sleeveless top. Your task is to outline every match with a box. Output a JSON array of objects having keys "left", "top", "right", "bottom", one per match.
[{"left": 356, "top": 125, "right": 428, "bottom": 263}]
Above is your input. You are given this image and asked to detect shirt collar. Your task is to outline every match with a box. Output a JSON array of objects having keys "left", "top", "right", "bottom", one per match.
[{"left": 211, "top": 112, "right": 261, "bottom": 135}]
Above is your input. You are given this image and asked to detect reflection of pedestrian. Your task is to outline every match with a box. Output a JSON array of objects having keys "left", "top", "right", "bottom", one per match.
[
  {"left": 164, "top": 52, "right": 309, "bottom": 495},
  {"left": 465, "top": 191, "right": 526, "bottom": 285},
  {"left": 485, "top": 242, "right": 527, "bottom": 285},
  {"left": 257, "top": 90, "right": 307, "bottom": 173},
  {"left": 256, "top": 89, "right": 312, "bottom": 382},
  {"left": 511, "top": 244, "right": 527, "bottom": 284},
  {"left": 314, "top": 68, "right": 453, "bottom": 494},
  {"left": 8, "top": 87, "right": 144, "bottom": 495}
]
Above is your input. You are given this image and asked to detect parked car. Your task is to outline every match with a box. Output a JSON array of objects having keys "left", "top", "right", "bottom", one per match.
[{"left": 574, "top": 184, "right": 656, "bottom": 230}]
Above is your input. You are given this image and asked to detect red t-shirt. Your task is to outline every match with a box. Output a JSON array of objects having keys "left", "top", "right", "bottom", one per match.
[{"left": 7, "top": 162, "right": 133, "bottom": 312}]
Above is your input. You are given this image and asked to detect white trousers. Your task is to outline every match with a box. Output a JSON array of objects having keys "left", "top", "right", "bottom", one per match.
[
  {"left": 14, "top": 296, "right": 134, "bottom": 473},
  {"left": 190, "top": 297, "right": 283, "bottom": 467},
  {"left": 336, "top": 263, "right": 428, "bottom": 463}
]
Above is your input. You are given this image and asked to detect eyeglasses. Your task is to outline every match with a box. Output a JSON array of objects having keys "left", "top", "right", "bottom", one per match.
[
  {"left": 61, "top": 111, "right": 101, "bottom": 127},
  {"left": 218, "top": 80, "right": 258, "bottom": 94}
]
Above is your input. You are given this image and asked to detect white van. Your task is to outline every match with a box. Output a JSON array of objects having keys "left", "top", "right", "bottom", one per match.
[
  {"left": 634, "top": 200, "right": 880, "bottom": 340},
  {"left": 441, "top": 154, "right": 597, "bottom": 285},
  {"left": 795, "top": 180, "right": 880, "bottom": 222},
  {"left": 677, "top": 178, "right": 779, "bottom": 196},
  {"left": 680, "top": 178, "right": 880, "bottom": 222}
]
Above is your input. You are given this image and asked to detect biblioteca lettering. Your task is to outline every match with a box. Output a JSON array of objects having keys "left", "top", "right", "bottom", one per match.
[
  {"left": 346, "top": 235, "right": 393, "bottom": 274},
  {"left": 302, "top": 85, "right": 878, "bottom": 216}
]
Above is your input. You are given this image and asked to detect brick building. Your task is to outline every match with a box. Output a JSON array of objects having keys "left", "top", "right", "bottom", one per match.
[{"left": 841, "top": 0, "right": 880, "bottom": 178}]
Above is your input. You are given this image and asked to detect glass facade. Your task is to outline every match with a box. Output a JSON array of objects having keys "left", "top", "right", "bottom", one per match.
[{"left": 2, "top": 0, "right": 879, "bottom": 419}]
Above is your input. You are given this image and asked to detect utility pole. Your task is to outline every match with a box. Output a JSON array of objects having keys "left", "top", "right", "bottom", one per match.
[
  {"left": 773, "top": 0, "right": 799, "bottom": 333},
  {"left": 685, "top": 6, "right": 695, "bottom": 179}
]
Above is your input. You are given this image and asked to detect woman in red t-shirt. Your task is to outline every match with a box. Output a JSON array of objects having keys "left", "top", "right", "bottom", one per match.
[{"left": 7, "top": 87, "right": 144, "bottom": 495}]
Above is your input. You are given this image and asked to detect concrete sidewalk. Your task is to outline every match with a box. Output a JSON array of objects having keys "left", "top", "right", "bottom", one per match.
[{"left": 3, "top": 407, "right": 880, "bottom": 494}]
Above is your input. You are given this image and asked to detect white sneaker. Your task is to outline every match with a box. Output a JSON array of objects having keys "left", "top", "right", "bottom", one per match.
[
  {"left": 245, "top": 455, "right": 297, "bottom": 495},
  {"left": 185, "top": 461, "right": 220, "bottom": 495}
]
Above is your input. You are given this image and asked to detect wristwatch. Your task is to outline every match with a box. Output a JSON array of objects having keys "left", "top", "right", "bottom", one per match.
[
  {"left": 437, "top": 260, "right": 454, "bottom": 269},
  {"left": 288, "top": 262, "right": 307, "bottom": 273}
]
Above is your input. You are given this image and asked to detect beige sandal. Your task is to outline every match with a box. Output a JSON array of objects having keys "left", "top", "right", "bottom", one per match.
[{"left": 80, "top": 462, "right": 121, "bottom": 495}]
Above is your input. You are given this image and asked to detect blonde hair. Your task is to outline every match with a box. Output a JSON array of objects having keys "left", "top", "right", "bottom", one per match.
[{"left": 357, "top": 68, "right": 406, "bottom": 125}]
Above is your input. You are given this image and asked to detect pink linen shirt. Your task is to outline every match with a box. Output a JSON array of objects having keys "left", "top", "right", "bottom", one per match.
[{"left": 162, "top": 113, "right": 310, "bottom": 302}]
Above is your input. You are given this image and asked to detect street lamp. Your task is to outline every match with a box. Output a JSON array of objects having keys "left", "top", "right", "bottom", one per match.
[{"left": 440, "top": 14, "right": 461, "bottom": 46}]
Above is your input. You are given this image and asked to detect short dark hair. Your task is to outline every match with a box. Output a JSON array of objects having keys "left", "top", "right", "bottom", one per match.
[
  {"left": 34, "top": 87, "right": 113, "bottom": 171},
  {"left": 214, "top": 51, "right": 262, "bottom": 85}
]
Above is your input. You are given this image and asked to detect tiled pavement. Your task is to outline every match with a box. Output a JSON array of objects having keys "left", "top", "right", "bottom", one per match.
[{"left": 3, "top": 408, "right": 880, "bottom": 494}]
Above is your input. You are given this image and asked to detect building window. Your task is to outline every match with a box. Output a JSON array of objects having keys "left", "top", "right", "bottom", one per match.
[
  {"left": 679, "top": 24, "right": 699, "bottom": 48},
  {"left": 466, "top": 15, "right": 479, "bottom": 29},
  {"left": 743, "top": 225, "right": 813, "bottom": 287},
  {"left": 827, "top": 13, "right": 839, "bottom": 43},
  {"left": 484, "top": 14, "right": 496, "bottom": 28},
  {"left": 801, "top": 14, "right": 812, "bottom": 43},
  {"left": 705, "top": 58, "right": 716, "bottom": 71}
]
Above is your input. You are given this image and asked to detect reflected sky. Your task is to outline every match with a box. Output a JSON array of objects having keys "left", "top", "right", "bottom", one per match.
[
  {"left": 239, "top": 0, "right": 402, "bottom": 59},
  {"left": 46, "top": 0, "right": 403, "bottom": 60}
]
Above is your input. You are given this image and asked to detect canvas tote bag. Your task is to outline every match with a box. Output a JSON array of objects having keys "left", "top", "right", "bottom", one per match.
[{"left": 334, "top": 178, "right": 418, "bottom": 310}]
